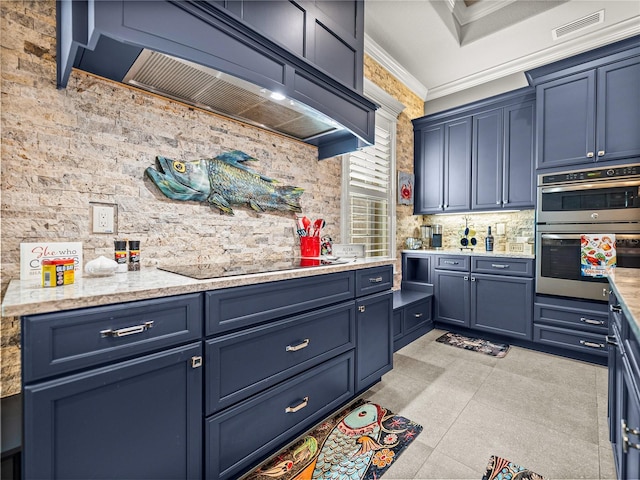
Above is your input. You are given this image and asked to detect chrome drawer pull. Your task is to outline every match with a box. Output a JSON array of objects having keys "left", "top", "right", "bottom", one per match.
[
  {"left": 579, "top": 340, "right": 604, "bottom": 349},
  {"left": 443, "top": 260, "right": 459, "bottom": 265},
  {"left": 191, "top": 356, "right": 203, "bottom": 368},
  {"left": 622, "top": 419, "right": 640, "bottom": 454},
  {"left": 610, "top": 305, "right": 622, "bottom": 314},
  {"left": 369, "top": 276, "right": 383, "bottom": 283},
  {"left": 580, "top": 317, "right": 605, "bottom": 326},
  {"left": 100, "top": 321, "right": 153, "bottom": 338},
  {"left": 605, "top": 335, "right": 619, "bottom": 347},
  {"left": 285, "top": 396, "right": 309, "bottom": 413},
  {"left": 491, "top": 264, "right": 509, "bottom": 269},
  {"left": 286, "top": 339, "right": 310, "bottom": 352},
  {"left": 414, "top": 313, "right": 423, "bottom": 318}
]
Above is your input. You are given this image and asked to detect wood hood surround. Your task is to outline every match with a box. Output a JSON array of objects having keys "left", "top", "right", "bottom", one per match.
[{"left": 56, "top": 0, "right": 377, "bottom": 160}]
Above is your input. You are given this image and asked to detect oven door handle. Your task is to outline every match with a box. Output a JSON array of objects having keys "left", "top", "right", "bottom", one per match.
[
  {"left": 539, "top": 179, "right": 640, "bottom": 193},
  {"left": 540, "top": 233, "right": 583, "bottom": 240}
]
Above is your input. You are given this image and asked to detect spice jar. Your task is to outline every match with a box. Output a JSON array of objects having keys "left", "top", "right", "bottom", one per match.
[
  {"left": 114, "top": 240, "right": 128, "bottom": 273},
  {"left": 128, "top": 240, "right": 140, "bottom": 271}
]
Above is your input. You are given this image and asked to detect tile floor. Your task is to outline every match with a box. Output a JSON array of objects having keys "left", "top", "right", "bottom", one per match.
[{"left": 364, "top": 328, "right": 616, "bottom": 479}]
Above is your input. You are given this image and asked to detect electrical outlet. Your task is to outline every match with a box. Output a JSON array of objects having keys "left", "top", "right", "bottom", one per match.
[{"left": 92, "top": 205, "right": 116, "bottom": 234}]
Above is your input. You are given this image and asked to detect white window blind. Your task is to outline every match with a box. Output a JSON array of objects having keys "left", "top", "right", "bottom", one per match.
[{"left": 343, "top": 115, "right": 394, "bottom": 257}]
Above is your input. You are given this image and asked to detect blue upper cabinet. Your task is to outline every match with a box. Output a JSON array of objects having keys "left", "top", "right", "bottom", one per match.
[
  {"left": 527, "top": 36, "right": 640, "bottom": 170},
  {"left": 414, "top": 88, "right": 534, "bottom": 214},
  {"left": 413, "top": 117, "right": 472, "bottom": 214}
]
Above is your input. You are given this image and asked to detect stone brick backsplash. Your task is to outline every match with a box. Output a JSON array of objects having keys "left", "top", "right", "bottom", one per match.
[{"left": 418, "top": 210, "right": 536, "bottom": 252}]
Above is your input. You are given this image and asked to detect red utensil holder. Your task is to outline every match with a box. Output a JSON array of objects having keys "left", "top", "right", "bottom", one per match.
[{"left": 300, "top": 236, "right": 320, "bottom": 257}]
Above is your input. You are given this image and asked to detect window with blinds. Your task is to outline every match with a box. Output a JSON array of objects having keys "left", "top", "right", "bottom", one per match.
[{"left": 343, "top": 114, "right": 394, "bottom": 257}]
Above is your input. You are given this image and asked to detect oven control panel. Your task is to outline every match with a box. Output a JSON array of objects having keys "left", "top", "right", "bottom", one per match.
[{"left": 540, "top": 164, "right": 639, "bottom": 185}]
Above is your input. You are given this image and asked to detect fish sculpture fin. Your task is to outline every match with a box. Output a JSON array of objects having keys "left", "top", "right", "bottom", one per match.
[
  {"left": 249, "top": 200, "right": 265, "bottom": 212},
  {"left": 214, "top": 150, "right": 278, "bottom": 184},
  {"left": 145, "top": 167, "right": 208, "bottom": 201},
  {"left": 207, "top": 192, "right": 235, "bottom": 215}
]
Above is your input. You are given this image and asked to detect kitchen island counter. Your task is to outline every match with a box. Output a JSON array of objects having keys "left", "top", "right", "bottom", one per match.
[
  {"left": 608, "top": 267, "right": 640, "bottom": 339},
  {"left": 1, "top": 258, "right": 394, "bottom": 318}
]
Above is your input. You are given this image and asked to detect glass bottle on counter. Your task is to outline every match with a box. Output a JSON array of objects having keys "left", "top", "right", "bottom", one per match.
[{"left": 485, "top": 226, "right": 494, "bottom": 252}]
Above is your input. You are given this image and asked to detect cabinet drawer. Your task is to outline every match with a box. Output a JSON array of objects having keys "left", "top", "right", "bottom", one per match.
[
  {"left": 404, "top": 298, "right": 432, "bottom": 334},
  {"left": 23, "top": 294, "right": 203, "bottom": 383},
  {"left": 534, "top": 324, "right": 608, "bottom": 357},
  {"left": 355, "top": 265, "right": 393, "bottom": 297},
  {"left": 206, "top": 351, "right": 355, "bottom": 480},
  {"left": 206, "top": 302, "right": 355, "bottom": 413},
  {"left": 471, "top": 257, "right": 534, "bottom": 277},
  {"left": 534, "top": 300, "right": 608, "bottom": 333},
  {"left": 206, "top": 271, "right": 354, "bottom": 335},
  {"left": 434, "top": 255, "right": 470, "bottom": 272}
]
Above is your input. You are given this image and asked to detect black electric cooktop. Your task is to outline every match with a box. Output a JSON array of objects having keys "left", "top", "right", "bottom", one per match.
[{"left": 159, "top": 259, "right": 346, "bottom": 280}]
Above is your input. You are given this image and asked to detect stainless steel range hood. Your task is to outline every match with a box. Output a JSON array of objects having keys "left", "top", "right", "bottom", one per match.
[
  {"left": 56, "top": 0, "right": 377, "bottom": 159},
  {"left": 123, "top": 50, "right": 342, "bottom": 142}
]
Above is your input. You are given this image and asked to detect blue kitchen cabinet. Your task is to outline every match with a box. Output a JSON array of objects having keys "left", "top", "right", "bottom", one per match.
[
  {"left": 530, "top": 40, "right": 640, "bottom": 170},
  {"left": 534, "top": 295, "right": 609, "bottom": 359},
  {"left": 414, "top": 88, "right": 534, "bottom": 214},
  {"left": 414, "top": 123, "right": 445, "bottom": 213},
  {"left": 433, "top": 271, "right": 470, "bottom": 327},
  {"left": 608, "top": 291, "right": 640, "bottom": 480},
  {"left": 413, "top": 118, "right": 471, "bottom": 214},
  {"left": 356, "top": 290, "right": 393, "bottom": 392},
  {"left": 470, "top": 274, "right": 533, "bottom": 340},
  {"left": 23, "top": 342, "right": 203, "bottom": 480},
  {"left": 471, "top": 100, "right": 535, "bottom": 210},
  {"left": 225, "top": 0, "right": 364, "bottom": 91},
  {"left": 392, "top": 283, "right": 433, "bottom": 352}
]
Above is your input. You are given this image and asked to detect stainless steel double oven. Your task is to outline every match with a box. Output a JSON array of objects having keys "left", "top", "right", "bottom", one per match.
[{"left": 536, "top": 163, "right": 640, "bottom": 301}]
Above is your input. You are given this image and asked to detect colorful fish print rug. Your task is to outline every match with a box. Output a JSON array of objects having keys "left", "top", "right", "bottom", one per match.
[
  {"left": 245, "top": 399, "right": 423, "bottom": 480},
  {"left": 482, "top": 455, "right": 546, "bottom": 480},
  {"left": 436, "top": 332, "right": 510, "bottom": 358}
]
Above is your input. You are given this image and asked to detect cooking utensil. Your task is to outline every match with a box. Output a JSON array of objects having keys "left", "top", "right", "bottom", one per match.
[
  {"left": 302, "top": 216, "right": 311, "bottom": 234},
  {"left": 312, "top": 218, "right": 325, "bottom": 236}
]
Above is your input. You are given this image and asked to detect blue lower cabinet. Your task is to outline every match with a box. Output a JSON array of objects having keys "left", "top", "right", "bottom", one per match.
[
  {"left": 206, "top": 351, "right": 355, "bottom": 480},
  {"left": 471, "top": 274, "right": 533, "bottom": 340},
  {"left": 355, "top": 291, "right": 393, "bottom": 392},
  {"left": 23, "top": 342, "right": 203, "bottom": 480},
  {"left": 434, "top": 270, "right": 470, "bottom": 327}
]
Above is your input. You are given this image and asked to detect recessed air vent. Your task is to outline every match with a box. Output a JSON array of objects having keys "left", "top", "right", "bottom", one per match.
[{"left": 552, "top": 10, "right": 604, "bottom": 40}]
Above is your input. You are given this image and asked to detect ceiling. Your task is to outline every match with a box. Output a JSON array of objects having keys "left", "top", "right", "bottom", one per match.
[{"left": 364, "top": 0, "right": 640, "bottom": 105}]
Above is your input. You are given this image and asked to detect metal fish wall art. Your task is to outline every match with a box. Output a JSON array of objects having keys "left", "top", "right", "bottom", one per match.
[{"left": 145, "top": 150, "right": 304, "bottom": 215}]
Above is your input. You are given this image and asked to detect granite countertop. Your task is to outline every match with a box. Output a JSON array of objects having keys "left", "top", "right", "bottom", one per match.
[
  {"left": 1, "top": 258, "right": 394, "bottom": 318},
  {"left": 401, "top": 249, "right": 535, "bottom": 259},
  {"left": 608, "top": 267, "right": 640, "bottom": 339}
]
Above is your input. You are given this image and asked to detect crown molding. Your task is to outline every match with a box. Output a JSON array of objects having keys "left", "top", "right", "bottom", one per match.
[
  {"left": 364, "top": 34, "right": 429, "bottom": 101},
  {"left": 427, "top": 17, "right": 640, "bottom": 100}
]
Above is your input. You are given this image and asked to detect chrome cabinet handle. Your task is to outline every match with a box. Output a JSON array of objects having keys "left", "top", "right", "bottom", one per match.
[
  {"left": 598, "top": 150, "right": 605, "bottom": 157},
  {"left": 605, "top": 335, "right": 618, "bottom": 347},
  {"left": 286, "top": 339, "right": 310, "bottom": 352},
  {"left": 496, "top": 201, "right": 501, "bottom": 205},
  {"left": 101, "top": 321, "right": 153, "bottom": 338},
  {"left": 579, "top": 340, "right": 604, "bottom": 349},
  {"left": 414, "top": 313, "right": 423, "bottom": 318},
  {"left": 580, "top": 317, "right": 605, "bottom": 326},
  {"left": 622, "top": 419, "right": 640, "bottom": 453},
  {"left": 587, "top": 151, "right": 594, "bottom": 158},
  {"left": 191, "top": 356, "right": 203, "bottom": 368},
  {"left": 463, "top": 276, "right": 469, "bottom": 281},
  {"left": 443, "top": 260, "right": 459, "bottom": 265},
  {"left": 491, "top": 264, "right": 509, "bottom": 269},
  {"left": 285, "top": 396, "right": 309, "bottom": 413},
  {"left": 358, "top": 305, "right": 366, "bottom": 313},
  {"left": 471, "top": 277, "right": 476, "bottom": 282},
  {"left": 369, "top": 276, "right": 383, "bottom": 283},
  {"left": 610, "top": 305, "right": 622, "bottom": 314}
]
